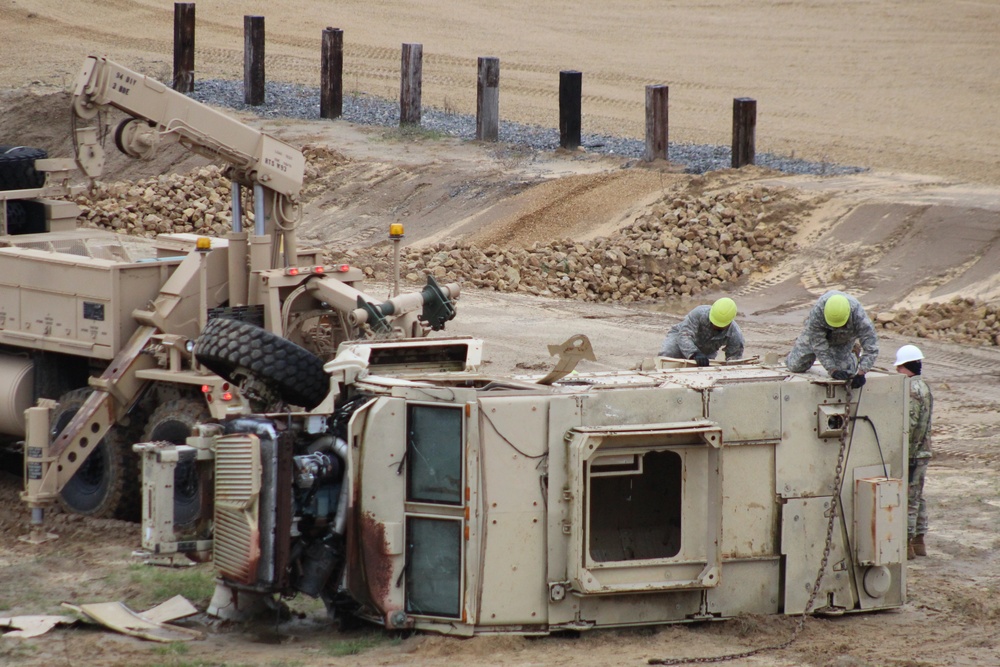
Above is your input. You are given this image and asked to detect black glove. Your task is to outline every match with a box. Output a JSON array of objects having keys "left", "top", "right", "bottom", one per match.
[
  {"left": 850, "top": 374, "right": 867, "bottom": 388},
  {"left": 831, "top": 370, "right": 852, "bottom": 381},
  {"left": 693, "top": 353, "right": 710, "bottom": 367}
]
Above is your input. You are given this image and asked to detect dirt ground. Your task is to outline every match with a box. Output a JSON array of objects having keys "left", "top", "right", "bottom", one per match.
[{"left": 1, "top": 2, "right": 1000, "bottom": 666}]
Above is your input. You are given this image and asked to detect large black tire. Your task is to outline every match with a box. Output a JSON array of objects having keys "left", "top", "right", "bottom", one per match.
[
  {"left": 54, "top": 388, "right": 141, "bottom": 520},
  {"left": 0, "top": 145, "right": 47, "bottom": 190},
  {"left": 194, "top": 318, "right": 329, "bottom": 410},
  {"left": 5, "top": 200, "right": 47, "bottom": 235},
  {"left": 141, "top": 399, "right": 212, "bottom": 528}
]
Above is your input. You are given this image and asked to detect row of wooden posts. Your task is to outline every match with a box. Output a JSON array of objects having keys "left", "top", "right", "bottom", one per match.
[{"left": 171, "top": 2, "right": 757, "bottom": 167}]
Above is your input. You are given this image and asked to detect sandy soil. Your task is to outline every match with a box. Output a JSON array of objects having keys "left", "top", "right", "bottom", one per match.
[
  {"left": 1, "top": 0, "right": 999, "bottom": 185},
  {"left": 1, "top": 2, "right": 999, "bottom": 666}
]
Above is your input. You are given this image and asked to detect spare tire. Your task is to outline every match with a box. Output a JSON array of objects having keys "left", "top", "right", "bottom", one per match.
[
  {"left": 194, "top": 318, "right": 329, "bottom": 410},
  {"left": 0, "top": 145, "right": 48, "bottom": 190}
]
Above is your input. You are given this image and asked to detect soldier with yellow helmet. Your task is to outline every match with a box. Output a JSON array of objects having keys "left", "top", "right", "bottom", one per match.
[
  {"left": 786, "top": 290, "right": 879, "bottom": 386},
  {"left": 658, "top": 297, "right": 744, "bottom": 366}
]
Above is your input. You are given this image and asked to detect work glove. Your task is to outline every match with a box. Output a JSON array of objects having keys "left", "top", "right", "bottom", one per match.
[
  {"left": 693, "top": 353, "right": 710, "bottom": 367},
  {"left": 831, "top": 370, "right": 852, "bottom": 381},
  {"left": 850, "top": 374, "right": 867, "bottom": 388}
]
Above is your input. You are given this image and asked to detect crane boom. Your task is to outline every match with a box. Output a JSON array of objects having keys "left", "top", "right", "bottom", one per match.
[{"left": 71, "top": 56, "right": 304, "bottom": 197}]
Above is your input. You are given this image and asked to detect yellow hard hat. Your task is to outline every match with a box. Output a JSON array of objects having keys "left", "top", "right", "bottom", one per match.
[
  {"left": 709, "top": 297, "right": 737, "bottom": 327},
  {"left": 824, "top": 294, "right": 851, "bottom": 328}
]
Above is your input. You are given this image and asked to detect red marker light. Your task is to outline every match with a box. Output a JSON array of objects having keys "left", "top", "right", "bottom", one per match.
[
  {"left": 338, "top": 264, "right": 350, "bottom": 272},
  {"left": 314, "top": 266, "right": 325, "bottom": 274},
  {"left": 201, "top": 385, "right": 211, "bottom": 393},
  {"left": 222, "top": 392, "right": 233, "bottom": 401},
  {"left": 288, "top": 267, "right": 300, "bottom": 276}
]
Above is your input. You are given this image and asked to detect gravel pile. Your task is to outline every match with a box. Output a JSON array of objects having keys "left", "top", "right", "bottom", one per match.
[
  {"left": 189, "top": 79, "right": 865, "bottom": 177},
  {"left": 74, "top": 166, "right": 233, "bottom": 236},
  {"left": 348, "top": 185, "right": 798, "bottom": 302},
  {"left": 870, "top": 298, "right": 1000, "bottom": 347}
]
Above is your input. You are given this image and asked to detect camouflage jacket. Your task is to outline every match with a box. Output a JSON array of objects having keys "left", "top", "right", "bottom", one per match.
[
  {"left": 908, "top": 375, "right": 933, "bottom": 460},
  {"left": 659, "top": 305, "right": 745, "bottom": 360},
  {"left": 799, "top": 291, "right": 879, "bottom": 374}
]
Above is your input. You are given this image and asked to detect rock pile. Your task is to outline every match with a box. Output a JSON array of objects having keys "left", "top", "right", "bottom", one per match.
[
  {"left": 351, "top": 185, "right": 800, "bottom": 303},
  {"left": 75, "top": 166, "right": 233, "bottom": 237},
  {"left": 74, "top": 145, "right": 346, "bottom": 237},
  {"left": 870, "top": 298, "right": 1000, "bottom": 347}
]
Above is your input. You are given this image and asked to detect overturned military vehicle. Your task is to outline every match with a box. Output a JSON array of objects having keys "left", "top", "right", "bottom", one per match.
[{"left": 38, "top": 332, "right": 907, "bottom": 635}]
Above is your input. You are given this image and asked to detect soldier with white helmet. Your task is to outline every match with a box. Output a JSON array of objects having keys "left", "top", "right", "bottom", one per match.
[
  {"left": 786, "top": 290, "right": 879, "bottom": 386},
  {"left": 658, "top": 297, "right": 744, "bottom": 366},
  {"left": 895, "top": 344, "right": 933, "bottom": 559}
]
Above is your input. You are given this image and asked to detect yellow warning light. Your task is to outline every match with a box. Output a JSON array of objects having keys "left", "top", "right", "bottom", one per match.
[
  {"left": 195, "top": 237, "right": 212, "bottom": 251},
  {"left": 389, "top": 223, "right": 404, "bottom": 238}
]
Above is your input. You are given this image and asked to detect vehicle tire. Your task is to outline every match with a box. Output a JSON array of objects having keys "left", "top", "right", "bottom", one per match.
[
  {"left": 141, "top": 399, "right": 211, "bottom": 528},
  {"left": 54, "top": 388, "right": 141, "bottom": 521},
  {"left": 0, "top": 145, "right": 48, "bottom": 190},
  {"left": 5, "top": 200, "right": 47, "bottom": 235},
  {"left": 194, "top": 318, "right": 329, "bottom": 410}
]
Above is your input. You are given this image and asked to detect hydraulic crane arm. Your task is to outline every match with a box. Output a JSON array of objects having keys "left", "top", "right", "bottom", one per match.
[{"left": 71, "top": 56, "right": 304, "bottom": 197}]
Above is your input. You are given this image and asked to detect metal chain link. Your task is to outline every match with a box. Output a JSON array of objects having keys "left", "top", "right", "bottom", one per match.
[{"left": 649, "top": 385, "right": 855, "bottom": 666}]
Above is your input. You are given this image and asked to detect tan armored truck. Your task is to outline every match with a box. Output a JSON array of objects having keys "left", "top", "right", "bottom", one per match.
[
  {"left": 5, "top": 56, "right": 458, "bottom": 524},
  {"left": 63, "top": 334, "right": 908, "bottom": 634}
]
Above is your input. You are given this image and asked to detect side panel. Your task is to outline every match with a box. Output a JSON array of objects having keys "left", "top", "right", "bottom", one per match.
[
  {"left": 351, "top": 397, "right": 407, "bottom": 616},
  {"left": 720, "top": 443, "right": 777, "bottom": 559},
  {"left": 708, "top": 380, "right": 783, "bottom": 443},
  {"left": 707, "top": 559, "right": 781, "bottom": 616},
  {"left": 781, "top": 496, "right": 854, "bottom": 614},
  {"left": 477, "top": 395, "right": 550, "bottom": 625}
]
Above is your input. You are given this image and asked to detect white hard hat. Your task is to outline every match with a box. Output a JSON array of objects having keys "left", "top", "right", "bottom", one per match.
[{"left": 894, "top": 344, "right": 924, "bottom": 366}]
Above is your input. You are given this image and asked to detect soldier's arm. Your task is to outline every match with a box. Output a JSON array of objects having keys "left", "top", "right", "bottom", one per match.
[
  {"left": 725, "top": 323, "right": 745, "bottom": 360},
  {"left": 855, "top": 312, "right": 880, "bottom": 374},
  {"left": 675, "top": 314, "right": 702, "bottom": 359}
]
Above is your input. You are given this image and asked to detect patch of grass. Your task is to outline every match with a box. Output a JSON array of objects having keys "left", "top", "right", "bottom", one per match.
[
  {"left": 152, "top": 642, "right": 190, "bottom": 657},
  {"left": 322, "top": 631, "right": 396, "bottom": 657},
  {"left": 126, "top": 562, "right": 215, "bottom": 609},
  {"left": 0, "top": 641, "right": 38, "bottom": 662}
]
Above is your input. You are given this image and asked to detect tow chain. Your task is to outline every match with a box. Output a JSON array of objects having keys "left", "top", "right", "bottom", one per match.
[{"left": 649, "top": 385, "right": 856, "bottom": 666}]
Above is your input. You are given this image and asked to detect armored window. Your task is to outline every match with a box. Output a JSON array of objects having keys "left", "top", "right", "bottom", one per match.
[
  {"left": 406, "top": 404, "right": 463, "bottom": 505},
  {"left": 405, "top": 516, "right": 462, "bottom": 618},
  {"left": 588, "top": 450, "right": 683, "bottom": 561}
]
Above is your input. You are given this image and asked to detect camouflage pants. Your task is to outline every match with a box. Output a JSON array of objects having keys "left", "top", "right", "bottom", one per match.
[
  {"left": 908, "top": 459, "right": 929, "bottom": 538},
  {"left": 785, "top": 336, "right": 859, "bottom": 374}
]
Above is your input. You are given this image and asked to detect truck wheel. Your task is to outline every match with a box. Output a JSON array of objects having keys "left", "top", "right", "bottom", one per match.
[
  {"left": 54, "top": 388, "right": 140, "bottom": 520},
  {"left": 0, "top": 145, "right": 48, "bottom": 190},
  {"left": 142, "top": 399, "right": 211, "bottom": 528},
  {"left": 194, "top": 318, "right": 330, "bottom": 410}
]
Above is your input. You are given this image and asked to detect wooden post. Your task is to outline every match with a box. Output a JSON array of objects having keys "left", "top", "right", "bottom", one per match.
[
  {"left": 644, "top": 84, "right": 669, "bottom": 161},
  {"left": 476, "top": 57, "right": 500, "bottom": 142},
  {"left": 559, "top": 70, "right": 582, "bottom": 150},
  {"left": 400, "top": 43, "right": 423, "bottom": 125},
  {"left": 172, "top": 2, "right": 195, "bottom": 92},
  {"left": 321, "top": 27, "right": 344, "bottom": 119},
  {"left": 244, "top": 15, "right": 265, "bottom": 106},
  {"left": 732, "top": 97, "right": 757, "bottom": 168}
]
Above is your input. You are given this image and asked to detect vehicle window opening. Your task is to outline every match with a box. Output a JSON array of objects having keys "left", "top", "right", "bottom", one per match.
[
  {"left": 405, "top": 517, "right": 462, "bottom": 618},
  {"left": 406, "top": 404, "right": 463, "bottom": 505},
  {"left": 589, "top": 449, "right": 682, "bottom": 562}
]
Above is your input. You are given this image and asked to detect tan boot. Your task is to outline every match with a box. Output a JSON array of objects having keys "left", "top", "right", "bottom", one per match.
[
  {"left": 912, "top": 534, "right": 927, "bottom": 557},
  {"left": 907, "top": 538, "right": 916, "bottom": 560}
]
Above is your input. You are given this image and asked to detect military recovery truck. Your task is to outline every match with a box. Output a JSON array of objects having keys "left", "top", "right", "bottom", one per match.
[
  {"left": 36, "top": 332, "right": 908, "bottom": 635},
  {"left": 5, "top": 56, "right": 459, "bottom": 523}
]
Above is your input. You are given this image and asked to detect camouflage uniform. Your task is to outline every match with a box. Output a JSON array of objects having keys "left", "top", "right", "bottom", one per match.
[
  {"left": 907, "top": 376, "right": 933, "bottom": 539},
  {"left": 785, "top": 291, "right": 879, "bottom": 375},
  {"left": 659, "top": 305, "right": 745, "bottom": 361}
]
